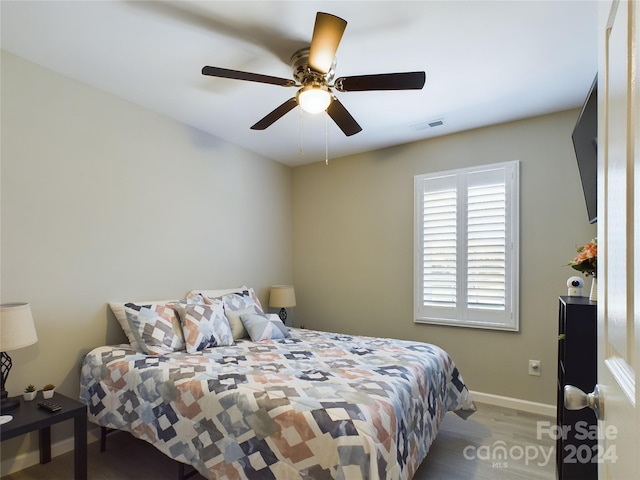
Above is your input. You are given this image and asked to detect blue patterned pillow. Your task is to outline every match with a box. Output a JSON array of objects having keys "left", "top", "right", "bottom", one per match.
[
  {"left": 114, "top": 296, "right": 204, "bottom": 353},
  {"left": 176, "top": 300, "right": 233, "bottom": 352},
  {"left": 220, "top": 289, "right": 264, "bottom": 340},
  {"left": 240, "top": 313, "right": 290, "bottom": 341},
  {"left": 124, "top": 302, "right": 186, "bottom": 355}
]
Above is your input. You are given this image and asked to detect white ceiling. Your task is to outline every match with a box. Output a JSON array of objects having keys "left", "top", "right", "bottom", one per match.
[{"left": 1, "top": 1, "right": 598, "bottom": 167}]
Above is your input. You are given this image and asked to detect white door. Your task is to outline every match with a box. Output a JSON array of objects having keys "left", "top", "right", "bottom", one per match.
[{"left": 597, "top": 0, "right": 639, "bottom": 478}]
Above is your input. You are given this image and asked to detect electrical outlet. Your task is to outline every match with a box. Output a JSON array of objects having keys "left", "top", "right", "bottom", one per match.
[{"left": 529, "top": 359, "right": 541, "bottom": 376}]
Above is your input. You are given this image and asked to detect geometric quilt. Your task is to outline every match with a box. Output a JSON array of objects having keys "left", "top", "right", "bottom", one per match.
[{"left": 80, "top": 328, "right": 476, "bottom": 479}]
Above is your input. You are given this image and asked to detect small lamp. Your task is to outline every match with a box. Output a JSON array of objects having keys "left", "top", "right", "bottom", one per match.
[
  {"left": 269, "top": 286, "right": 296, "bottom": 324},
  {"left": 1, "top": 303, "right": 38, "bottom": 412}
]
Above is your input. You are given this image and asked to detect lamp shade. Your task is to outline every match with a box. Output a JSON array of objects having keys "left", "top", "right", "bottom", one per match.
[
  {"left": 297, "top": 86, "right": 332, "bottom": 114},
  {"left": 268, "top": 286, "right": 296, "bottom": 309},
  {"left": 0, "top": 303, "right": 38, "bottom": 351}
]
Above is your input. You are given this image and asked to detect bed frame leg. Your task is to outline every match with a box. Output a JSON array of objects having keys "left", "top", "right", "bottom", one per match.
[
  {"left": 101, "top": 425, "right": 197, "bottom": 479},
  {"left": 177, "top": 462, "right": 198, "bottom": 479},
  {"left": 100, "top": 426, "right": 108, "bottom": 452}
]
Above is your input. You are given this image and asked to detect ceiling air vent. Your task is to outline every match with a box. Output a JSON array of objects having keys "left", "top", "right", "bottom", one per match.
[{"left": 412, "top": 118, "right": 445, "bottom": 131}]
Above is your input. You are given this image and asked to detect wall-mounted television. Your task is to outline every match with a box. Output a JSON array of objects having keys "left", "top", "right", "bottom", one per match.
[{"left": 571, "top": 74, "right": 598, "bottom": 224}]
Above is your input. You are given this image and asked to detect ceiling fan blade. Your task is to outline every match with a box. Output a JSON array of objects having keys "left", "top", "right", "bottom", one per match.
[
  {"left": 334, "top": 71, "right": 426, "bottom": 92},
  {"left": 327, "top": 97, "right": 362, "bottom": 136},
  {"left": 308, "top": 12, "right": 347, "bottom": 74},
  {"left": 250, "top": 98, "right": 298, "bottom": 130},
  {"left": 130, "top": 1, "right": 308, "bottom": 66},
  {"left": 202, "top": 66, "right": 296, "bottom": 87}
]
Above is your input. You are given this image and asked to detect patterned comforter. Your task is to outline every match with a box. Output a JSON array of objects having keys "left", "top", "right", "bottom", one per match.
[{"left": 80, "top": 328, "right": 475, "bottom": 479}]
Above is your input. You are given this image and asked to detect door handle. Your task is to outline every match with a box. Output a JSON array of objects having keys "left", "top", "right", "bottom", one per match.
[{"left": 564, "top": 384, "right": 604, "bottom": 420}]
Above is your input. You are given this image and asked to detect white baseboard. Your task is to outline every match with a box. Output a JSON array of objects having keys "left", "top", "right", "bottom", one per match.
[
  {"left": 0, "top": 425, "right": 101, "bottom": 476},
  {"left": 470, "top": 390, "right": 556, "bottom": 417},
  {"left": 2, "top": 393, "right": 555, "bottom": 475}
]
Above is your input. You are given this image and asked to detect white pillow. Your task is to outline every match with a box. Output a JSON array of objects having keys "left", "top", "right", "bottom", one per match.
[
  {"left": 186, "top": 287, "right": 247, "bottom": 300},
  {"left": 188, "top": 286, "right": 264, "bottom": 311}
]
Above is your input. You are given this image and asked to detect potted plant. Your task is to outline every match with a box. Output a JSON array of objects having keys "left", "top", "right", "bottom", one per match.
[
  {"left": 42, "top": 383, "right": 55, "bottom": 399},
  {"left": 23, "top": 384, "right": 37, "bottom": 401},
  {"left": 568, "top": 238, "right": 598, "bottom": 301}
]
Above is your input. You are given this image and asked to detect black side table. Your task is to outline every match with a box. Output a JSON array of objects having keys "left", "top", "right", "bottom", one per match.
[{"left": 0, "top": 392, "right": 87, "bottom": 480}]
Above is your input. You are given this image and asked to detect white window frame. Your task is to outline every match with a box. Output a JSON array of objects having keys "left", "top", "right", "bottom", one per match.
[{"left": 414, "top": 160, "right": 519, "bottom": 331}]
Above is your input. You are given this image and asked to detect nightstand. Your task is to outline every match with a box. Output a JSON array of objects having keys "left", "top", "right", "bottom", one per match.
[{"left": 0, "top": 392, "right": 87, "bottom": 480}]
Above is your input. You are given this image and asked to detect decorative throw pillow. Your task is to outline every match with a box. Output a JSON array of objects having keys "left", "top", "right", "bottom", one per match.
[
  {"left": 218, "top": 289, "right": 265, "bottom": 340},
  {"left": 223, "top": 308, "right": 256, "bottom": 340},
  {"left": 240, "top": 313, "right": 291, "bottom": 341},
  {"left": 123, "top": 302, "right": 186, "bottom": 355},
  {"left": 109, "top": 299, "right": 175, "bottom": 352},
  {"left": 175, "top": 300, "right": 233, "bottom": 353},
  {"left": 111, "top": 296, "right": 204, "bottom": 354}
]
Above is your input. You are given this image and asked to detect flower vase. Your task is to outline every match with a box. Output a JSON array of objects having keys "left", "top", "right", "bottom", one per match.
[{"left": 589, "top": 277, "right": 598, "bottom": 302}]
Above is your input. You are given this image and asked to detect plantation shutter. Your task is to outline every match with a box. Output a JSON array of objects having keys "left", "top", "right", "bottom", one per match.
[
  {"left": 421, "top": 175, "right": 458, "bottom": 308},
  {"left": 414, "top": 161, "right": 519, "bottom": 330},
  {"left": 466, "top": 170, "right": 507, "bottom": 311}
]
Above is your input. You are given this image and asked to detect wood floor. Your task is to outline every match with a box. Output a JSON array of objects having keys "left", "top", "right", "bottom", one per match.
[
  {"left": 414, "top": 403, "right": 555, "bottom": 480},
  {"left": 1, "top": 403, "right": 556, "bottom": 480}
]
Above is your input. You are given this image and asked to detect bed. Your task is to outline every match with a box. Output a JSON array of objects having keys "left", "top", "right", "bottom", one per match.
[{"left": 80, "top": 288, "right": 475, "bottom": 479}]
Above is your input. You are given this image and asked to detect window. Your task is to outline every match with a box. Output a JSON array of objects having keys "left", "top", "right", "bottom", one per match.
[{"left": 414, "top": 161, "right": 519, "bottom": 330}]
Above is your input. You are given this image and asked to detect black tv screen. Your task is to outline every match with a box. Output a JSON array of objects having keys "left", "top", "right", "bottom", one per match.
[{"left": 571, "top": 74, "right": 598, "bottom": 224}]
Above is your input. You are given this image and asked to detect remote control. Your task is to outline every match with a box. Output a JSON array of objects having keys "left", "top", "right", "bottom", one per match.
[{"left": 38, "top": 400, "right": 62, "bottom": 412}]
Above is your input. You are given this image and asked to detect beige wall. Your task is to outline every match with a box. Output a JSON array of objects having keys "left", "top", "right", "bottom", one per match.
[
  {"left": 292, "top": 109, "right": 597, "bottom": 406},
  {"left": 0, "top": 52, "right": 292, "bottom": 468}
]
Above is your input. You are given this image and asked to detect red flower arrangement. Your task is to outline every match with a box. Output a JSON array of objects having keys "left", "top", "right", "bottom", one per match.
[{"left": 569, "top": 238, "right": 598, "bottom": 278}]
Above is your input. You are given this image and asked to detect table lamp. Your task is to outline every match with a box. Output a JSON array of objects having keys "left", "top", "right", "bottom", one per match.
[
  {"left": 268, "top": 286, "right": 296, "bottom": 324},
  {"left": 1, "top": 303, "right": 38, "bottom": 412}
]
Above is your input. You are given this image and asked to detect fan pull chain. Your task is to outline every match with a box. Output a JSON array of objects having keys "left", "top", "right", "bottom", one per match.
[
  {"left": 325, "top": 110, "right": 329, "bottom": 165},
  {"left": 299, "top": 109, "right": 304, "bottom": 156}
]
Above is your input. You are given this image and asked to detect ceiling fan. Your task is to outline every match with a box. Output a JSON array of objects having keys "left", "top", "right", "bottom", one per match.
[{"left": 201, "top": 12, "right": 426, "bottom": 136}]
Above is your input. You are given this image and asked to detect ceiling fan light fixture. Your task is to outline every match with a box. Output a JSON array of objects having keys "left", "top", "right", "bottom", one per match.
[
  {"left": 202, "top": 12, "right": 425, "bottom": 136},
  {"left": 297, "top": 85, "right": 332, "bottom": 114}
]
